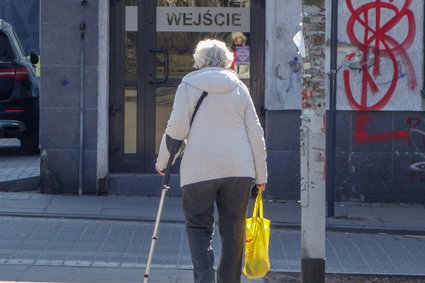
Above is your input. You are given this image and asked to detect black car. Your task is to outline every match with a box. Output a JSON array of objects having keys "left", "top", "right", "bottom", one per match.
[{"left": 0, "top": 19, "right": 39, "bottom": 154}]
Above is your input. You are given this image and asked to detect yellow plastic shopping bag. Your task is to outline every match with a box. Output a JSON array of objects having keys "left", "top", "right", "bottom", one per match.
[{"left": 243, "top": 191, "right": 271, "bottom": 278}]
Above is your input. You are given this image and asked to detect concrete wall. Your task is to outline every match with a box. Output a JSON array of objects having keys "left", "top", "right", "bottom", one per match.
[
  {"left": 40, "top": 0, "right": 100, "bottom": 194},
  {"left": 265, "top": 110, "right": 425, "bottom": 203},
  {"left": 329, "top": 0, "right": 425, "bottom": 202},
  {"left": 263, "top": 0, "right": 302, "bottom": 200},
  {"left": 265, "top": 0, "right": 302, "bottom": 110},
  {"left": 264, "top": 0, "right": 425, "bottom": 203},
  {"left": 334, "top": 111, "right": 425, "bottom": 203},
  {"left": 329, "top": 0, "right": 424, "bottom": 111},
  {"left": 265, "top": 110, "right": 301, "bottom": 200}
]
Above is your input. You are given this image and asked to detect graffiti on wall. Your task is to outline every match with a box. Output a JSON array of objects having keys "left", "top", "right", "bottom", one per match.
[
  {"left": 339, "top": 0, "right": 422, "bottom": 111},
  {"left": 406, "top": 117, "right": 425, "bottom": 180},
  {"left": 340, "top": 0, "right": 425, "bottom": 178},
  {"left": 344, "top": 0, "right": 417, "bottom": 111}
]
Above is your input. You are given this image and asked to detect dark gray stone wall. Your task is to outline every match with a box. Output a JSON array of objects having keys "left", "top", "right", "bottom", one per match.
[
  {"left": 40, "top": 0, "right": 99, "bottom": 194},
  {"left": 265, "top": 110, "right": 425, "bottom": 203},
  {"left": 265, "top": 110, "right": 301, "bottom": 200},
  {"left": 335, "top": 111, "right": 425, "bottom": 203}
]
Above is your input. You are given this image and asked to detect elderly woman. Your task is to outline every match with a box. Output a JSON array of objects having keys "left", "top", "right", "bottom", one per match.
[{"left": 156, "top": 39, "right": 267, "bottom": 283}]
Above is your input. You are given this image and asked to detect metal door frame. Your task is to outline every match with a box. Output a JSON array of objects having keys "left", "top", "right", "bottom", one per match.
[{"left": 109, "top": 0, "right": 265, "bottom": 173}]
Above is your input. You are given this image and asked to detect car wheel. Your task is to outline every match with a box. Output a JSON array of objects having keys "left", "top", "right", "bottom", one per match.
[{"left": 21, "top": 133, "right": 40, "bottom": 154}]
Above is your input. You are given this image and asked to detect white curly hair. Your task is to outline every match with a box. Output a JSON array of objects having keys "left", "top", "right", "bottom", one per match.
[{"left": 193, "top": 39, "right": 234, "bottom": 69}]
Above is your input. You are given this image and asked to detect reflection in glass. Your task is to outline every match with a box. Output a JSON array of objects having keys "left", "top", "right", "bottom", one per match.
[
  {"left": 124, "top": 87, "right": 137, "bottom": 154},
  {"left": 157, "top": 32, "right": 234, "bottom": 78},
  {"left": 125, "top": 0, "right": 138, "bottom": 76},
  {"left": 156, "top": 31, "right": 251, "bottom": 79},
  {"left": 230, "top": 31, "right": 250, "bottom": 79},
  {"left": 125, "top": 32, "right": 137, "bottom": 77},
  {"left": 155, "top": 87, "right": 176, "bottom": 153},
  {"left": 126, "top": 0, "right": 138, "bottom": 6},
  {"left": 156, "top": 0, "right": 251, "bottom": 79}
]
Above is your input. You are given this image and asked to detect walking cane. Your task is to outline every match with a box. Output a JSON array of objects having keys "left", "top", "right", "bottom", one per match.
[
  {"left": 144, "top": 139, "right": 182, "bottom": 283},
  {"left": 144, "top": 91, "right": 207, "bottom": 282}
]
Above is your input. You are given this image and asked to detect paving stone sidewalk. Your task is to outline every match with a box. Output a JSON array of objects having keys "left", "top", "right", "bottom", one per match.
[
  {"left": 0, "top": 216, "right": 424, "bottom": 282},
  {"left": 0, "top": 191, "right": 424, "bottom": 235},
  {"left": 1, "top": 139, "right": 425, "bottom": 282}
]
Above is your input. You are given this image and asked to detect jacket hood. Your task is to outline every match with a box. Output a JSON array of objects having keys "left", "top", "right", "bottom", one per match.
[{"left": 182, "top": 67, "right": 240, "bottom": 94}]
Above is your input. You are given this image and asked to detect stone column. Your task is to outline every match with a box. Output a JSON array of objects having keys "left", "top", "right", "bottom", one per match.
[{"left": 39, "top": 0, "right": 100, "bottom": 194}]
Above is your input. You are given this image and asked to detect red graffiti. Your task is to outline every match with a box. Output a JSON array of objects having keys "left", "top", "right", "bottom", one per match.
[
  {"left": 344, "top": 0, "right": 416, "bottom": 111},
  {"left": 406, "top": 117, "right": 425, "bottom": 150},
  {"left": 354, "top": 113, "right": 409, "bottom": 144},
  {"left": 344, "top": 0, "right": 417, "bottom": 145}
]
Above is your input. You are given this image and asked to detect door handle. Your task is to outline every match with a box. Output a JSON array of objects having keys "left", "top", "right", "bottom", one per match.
[{"left": 149, "top": 48, "right": 169, "bottom": 84}]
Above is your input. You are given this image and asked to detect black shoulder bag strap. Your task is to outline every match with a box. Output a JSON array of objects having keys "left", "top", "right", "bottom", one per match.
[{"left": 190, "top": 91, "right": 208, "bottom": 126}]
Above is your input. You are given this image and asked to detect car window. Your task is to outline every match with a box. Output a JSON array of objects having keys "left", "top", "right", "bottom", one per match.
[
  {"left": 10, "top": 29, "right": 26, "bottom": 57},
  {"left": 0, "top": 31, "right": 15, "bottom": 61}
]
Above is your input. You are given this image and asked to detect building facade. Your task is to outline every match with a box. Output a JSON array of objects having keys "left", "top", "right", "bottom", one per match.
[{"left": 30, "top": 0, "right": 425, "bottom": 202}]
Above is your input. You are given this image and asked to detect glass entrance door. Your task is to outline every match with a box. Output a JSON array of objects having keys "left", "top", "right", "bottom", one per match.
[{"left": 109, "top": 0, "right": 264, "bottom": 173}]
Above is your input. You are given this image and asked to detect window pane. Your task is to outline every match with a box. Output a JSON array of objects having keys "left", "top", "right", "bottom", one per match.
[
  {"left": 157, "top": 32, "right": 250, "bottom": 79},
  {"left": 124, "top": 87, "right": 137, "bottom": 154},
  {"left": 125, "top": 0, "right": 138, "bottom": 77},
  {"left": 155, "top": 87, "right": 176, "bottom": 154},
  {"left": 125, "top": 32, "right": 137, "bottom": 77},
  {"left": 156, "top": 0, "right": 250, "bottom": 79},
  {"left": 0, "top": 31, "right": 14, "bottom": 61}
]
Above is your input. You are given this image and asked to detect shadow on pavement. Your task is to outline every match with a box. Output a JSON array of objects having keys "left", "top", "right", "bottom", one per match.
[
  {"left": 0, "top": 146, "right": 29, "bottom": 156},
  {"left": 0, "top": 138, "right": 23, "bottom": 155}
]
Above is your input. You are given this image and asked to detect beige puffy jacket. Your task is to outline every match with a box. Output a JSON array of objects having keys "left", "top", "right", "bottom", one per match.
[{"left": 156, "top": 67, "right": 267, "bottom": 187}]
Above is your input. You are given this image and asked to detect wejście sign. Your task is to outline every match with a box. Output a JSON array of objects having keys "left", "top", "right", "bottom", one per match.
[{"left": 125, "top": 7, "right": 249, "bottom": 32}]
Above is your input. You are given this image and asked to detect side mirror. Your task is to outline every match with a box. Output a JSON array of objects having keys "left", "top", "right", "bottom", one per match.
[{"left": 30, "top": 50, "right": 39, "bottom": 64}]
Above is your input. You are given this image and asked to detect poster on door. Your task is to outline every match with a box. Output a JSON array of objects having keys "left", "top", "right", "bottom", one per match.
[{"left": 235, "top": 46, "right": 250, "bottom": 65}]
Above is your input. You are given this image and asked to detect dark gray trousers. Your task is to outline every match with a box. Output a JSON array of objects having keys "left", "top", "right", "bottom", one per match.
[{"left": 182, "top": 177, "right": 253, "bottom": 283}]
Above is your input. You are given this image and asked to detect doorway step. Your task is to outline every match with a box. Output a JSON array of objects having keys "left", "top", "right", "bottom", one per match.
[{"left": 107, "top": 173, "right": 182, "bottom": 197}]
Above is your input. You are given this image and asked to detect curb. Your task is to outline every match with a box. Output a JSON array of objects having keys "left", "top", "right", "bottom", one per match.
[
  {"left": 267, "top": 270, "right": 425, "bottom": 277},
  {"left": 271, "top": 222, "right": 425, "bottom": 236},
  {"left": 0, "top": 211, "right": 424, "bottom": 236}
]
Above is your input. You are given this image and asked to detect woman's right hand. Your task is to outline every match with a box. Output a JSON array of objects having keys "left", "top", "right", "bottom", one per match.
[
  {"left": 155, "top": 165, "right": 165, "bottom": 175},
  {"left": 257, "top": 183, "right": 266, "bottom": 192}
]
